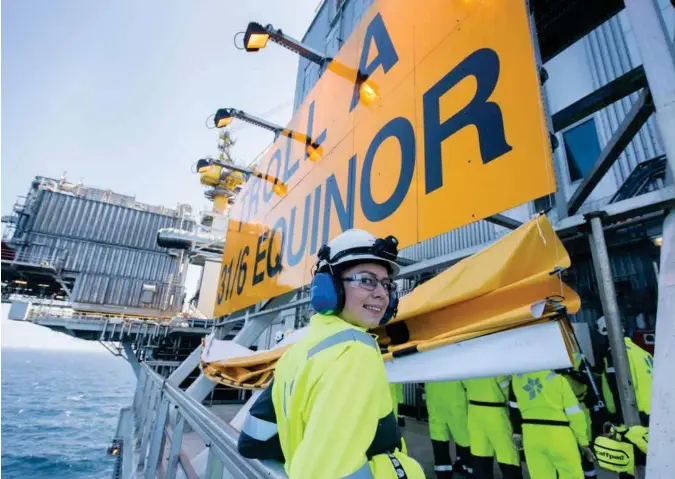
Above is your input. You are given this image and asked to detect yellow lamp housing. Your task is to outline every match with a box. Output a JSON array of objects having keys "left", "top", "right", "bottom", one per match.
[
  {"left": 214, "top": 109, "right": 234, "bottom": 128},
  {"left": 199, "top": 164, "right": 223, "bottom": 187},
  {"left": 359, "top": 80, "right": 379, "bottom": 105},
  {"left": 244, "top": 22, "right": 270, "bottom": 52},
  {"left": 273, "top": 183, "right": 288, "bottom": 196},
  {"left": 306, "top": 144, "right": 323, "bottom": 162}
]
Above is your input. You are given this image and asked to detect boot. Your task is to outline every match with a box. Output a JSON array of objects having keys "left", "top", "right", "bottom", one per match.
[
  {"left": 472, "top": 456, "right": 494, "bottom": 479},
  {"left": 454, "top": 445, "right": 472, "bottom": 476},
  {"left": 434, "top": 468, "right": 454, "bottom": 479},
  {"left": 581, "top": 455, "right": 597, "bottom": 477},
  {"left": 498, "top": 463, "right": 522, "bottom": 479},
  {"left": 432, "top": 440, "right": 454, "bottom": 478}
]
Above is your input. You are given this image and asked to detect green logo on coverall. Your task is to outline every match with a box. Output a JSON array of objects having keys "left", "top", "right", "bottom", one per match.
[
  {"left": 645, "top": 355, "right": 653, "bottom": 375},
  {"left": 523, "top": 377, "right": 543, "bottom": 400}
]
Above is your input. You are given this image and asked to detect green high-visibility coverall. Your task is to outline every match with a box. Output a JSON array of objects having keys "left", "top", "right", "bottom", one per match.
[
  {"left": 462, "top": 377, "right": 520, "bottom": 467},
  {"left": 602, "top": 337, "right": 652, "bottom": 423},
  {"left": 272, "top": 314, "right": 425, "bottom": 479},
  {"left": 511, "top": 371, "right": 589, "bottom": 479},
  {"left": 425, "top": 381, "right": 470, "bottom": 447},
  {"left": 390, "top": 383, "right": 403, "bottom": 418}
]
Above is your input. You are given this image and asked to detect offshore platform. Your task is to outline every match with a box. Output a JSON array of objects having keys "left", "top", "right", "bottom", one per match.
[{"left": 3, "top": 0, "right": 675, "bottom": 478}]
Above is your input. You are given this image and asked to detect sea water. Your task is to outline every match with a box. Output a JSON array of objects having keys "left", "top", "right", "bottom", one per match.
[{"left": 2, "top": 347, "right": 136, "bottom": 478}]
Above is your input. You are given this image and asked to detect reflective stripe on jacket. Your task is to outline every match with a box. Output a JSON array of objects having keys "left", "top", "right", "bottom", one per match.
[{"left": 272, "top": 313, "right": 405, "bottom": 478}]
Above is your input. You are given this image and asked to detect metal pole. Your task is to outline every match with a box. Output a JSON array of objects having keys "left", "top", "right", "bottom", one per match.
[
  {"left": 623, "top": 0, "right": 675, "bottom": 175},
  {"left": 647, "top": 210, "right": 675, "bottom": 476},
  {"left": 586, "top": 213, "right": 642, "bottom": 427}
]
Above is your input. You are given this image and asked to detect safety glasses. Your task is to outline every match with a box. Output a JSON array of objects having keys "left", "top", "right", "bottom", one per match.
[{"left": 342, "top": 272, "right": 397, "bottom": 295}]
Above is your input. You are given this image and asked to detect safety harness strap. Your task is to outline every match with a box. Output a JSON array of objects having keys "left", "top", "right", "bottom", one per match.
[
  {"left": 307, "top": 329, "right": 377, "bottom": 359},
  {"left": 387, "top": 454, "right": 408, "bottom": 479},
  {"left": 469, "top": 400, "right": 506, "bottom": 408},
  {"left": 521, "top": 418, "right": 570, "bottom": 427}
]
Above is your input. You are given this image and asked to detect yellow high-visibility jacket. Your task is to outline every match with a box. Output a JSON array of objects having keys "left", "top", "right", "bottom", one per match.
[
  {"left": 510, "top": 370, "right": 589, "bottom": 447},
  {"left": 271, "top": 313, "right": 422, "bottom": 479},
  {"left": 602, "top": 337, "right": 653, "bottom": 421}
]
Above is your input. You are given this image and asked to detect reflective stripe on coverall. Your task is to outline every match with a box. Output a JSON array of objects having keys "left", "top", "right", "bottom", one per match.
[
  {"left": 272, "top": 314, "right": 425, "bottom": 479},
  {"left": 426, "top": 380, "right": 471, "bottom": 476},
  {"left": 463, "top": 377, "right": 521, "bottom": 478},
  {"left": 510, "top": 371, "right": 588, "bottom": 479}
]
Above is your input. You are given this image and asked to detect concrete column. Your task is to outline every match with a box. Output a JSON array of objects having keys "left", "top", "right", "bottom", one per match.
[
  {"left": 647, "top": 211, "right": 675, "bottom": 477},
  {"left": 624, "top": 0, "right": 675, "bottom": 173}
]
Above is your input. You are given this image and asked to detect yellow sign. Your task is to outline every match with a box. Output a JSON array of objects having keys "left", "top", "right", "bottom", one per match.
[{"left": 215, "top": 0, "right": 555, "bottom": 315}]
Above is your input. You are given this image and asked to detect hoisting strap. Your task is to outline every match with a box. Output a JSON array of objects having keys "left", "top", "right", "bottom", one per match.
[{"left": 386, "top": 453, "right": 408, "bottom": 479}]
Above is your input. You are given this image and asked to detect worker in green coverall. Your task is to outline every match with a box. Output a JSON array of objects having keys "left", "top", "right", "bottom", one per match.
[
  {"left": 462, "top": 376, "right": 522, "bottom": 478},
  {"left": 390, "top": 383, "right": 403, "bottom": 419},
  {"left": 425, "top": 380, "right": 472, "bottom": 478},
  {"left": 560, "top": 353, "right": 598, "bottom": 477},
  {"left": 601, "top": 336, "right": 653, "bottom": 426},
  {"left": 510, "top": 370, "right": 594, "bottom": 479}
]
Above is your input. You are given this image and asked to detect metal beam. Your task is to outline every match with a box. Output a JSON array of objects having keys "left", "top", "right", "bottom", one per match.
[
  {"left": 485, "top": 214, "right": 523, "bottom": 230},
  {"left": 557, "top": 185, "right": 675, "bottom": 236},
  {"left": 552, "top": 66, "right": 647, "bottom": 132},
  {"left": 189, "top": 187, "right": 675, "bottom": 326},
  {"left": 567, "top": 89, "right": 654, "bottom": 215},
  {"left": 123, "top": 342, "right": 141, "bottom": 378}
]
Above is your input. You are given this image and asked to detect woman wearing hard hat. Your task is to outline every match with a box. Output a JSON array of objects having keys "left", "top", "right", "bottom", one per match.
[{"left": 238, "top": 229, "right": 424, "bottom": 479}]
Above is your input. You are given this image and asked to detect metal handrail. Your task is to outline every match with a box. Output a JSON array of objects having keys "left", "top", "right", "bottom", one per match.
[{"left": 141, "top": 364, "right": 286, "bottom": 479}]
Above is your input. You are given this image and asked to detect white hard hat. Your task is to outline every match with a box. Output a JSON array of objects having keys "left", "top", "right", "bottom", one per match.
[
  {"left": 596, "top": 316, "right": 608, "bottom": 336},
  {"left": 317, "top": 229, "right": 400, "bottom": 277}
]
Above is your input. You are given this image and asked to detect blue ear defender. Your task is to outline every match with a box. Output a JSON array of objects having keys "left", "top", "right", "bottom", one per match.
[
  {"left": 310, "top": 272, "right": 345, "bottom": 315},
  {"left": 379, "top": 295, "right": 399, "bottom": 326}
]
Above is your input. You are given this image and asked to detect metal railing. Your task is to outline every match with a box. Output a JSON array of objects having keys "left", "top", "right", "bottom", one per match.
[
  {"left": 0, "top": 247, "right": 67, "bottom": 274},
  {"left": 133, "top": 364, "right": 286, "bottom": 479}
]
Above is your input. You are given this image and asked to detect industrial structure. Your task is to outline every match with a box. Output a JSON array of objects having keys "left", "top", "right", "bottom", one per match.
[
  {"left": 118, "top": 0, "right": 675, "bottom": 478},
  {"left": 2, "top": 176, "right": 193, "bottom": 316},
  {"left": 3, "top": 0, "right": 674, "bottom": 478}
]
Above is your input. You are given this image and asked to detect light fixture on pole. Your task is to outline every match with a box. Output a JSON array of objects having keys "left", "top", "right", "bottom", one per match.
[
  {"left": 243, "top": 22, "right": 330, "bottom": 67},
  {"left": 197, "top": 158, "right": 288, "bottom": 197},
  {"left": 241, "top": 21, "right": 378, "bottom": 106},
  {"left": 212, "top": 108, "right": 324, "bottom": 162}
]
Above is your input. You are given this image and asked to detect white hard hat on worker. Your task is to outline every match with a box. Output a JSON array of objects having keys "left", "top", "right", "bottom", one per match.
[{"left": 311, "top": 228, "right": 400, "bottom": 329}]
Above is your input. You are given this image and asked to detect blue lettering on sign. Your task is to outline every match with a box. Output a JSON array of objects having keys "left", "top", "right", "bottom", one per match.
[
  {"left": 220, "top": 17, "right": 514, "bottom": 307},
  {"left": 267, "top": 216, "right": 287, "bottom": 278},
  {"left": 309, "top": 184, "right": 322, "bottom": 255},
  {"left": 282, "top": 135, "right": 299, "bottom": 184},
  {"left": 305, "top": 101, "right": 328, "bottom": 162},
  {"left": 361, "top": 117, "right": 416, "bottom": 222},
  {"left": 252, "top": 231, "right": 268, "bottom": 286},
  {"left": 423, "top": 48, "right": 512, "bottom": 194},
  {"left": 287, "top": 193, "right": 312, "bottom": 267},
  {"left": 263, "top": 149, "right": 283, "bottom": 203},
  {"left": 350, "top": 13, "right": 399, "bottom": 112},
  {"left": 322, "top": 154, "right": 356, "bottom": 245}
]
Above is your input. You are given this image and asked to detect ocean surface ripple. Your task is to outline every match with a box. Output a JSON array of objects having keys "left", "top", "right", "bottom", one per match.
[{"left": 2, "top": 348, "right": 136, "bottom": 478}]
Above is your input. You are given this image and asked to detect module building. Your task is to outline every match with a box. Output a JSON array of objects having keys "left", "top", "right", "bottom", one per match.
[{"left": 1, "top": 176, "right": 194, "bottom": 317}]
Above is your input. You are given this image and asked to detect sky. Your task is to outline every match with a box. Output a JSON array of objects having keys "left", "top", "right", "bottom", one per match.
[{"left": 1, "top": 0, "right": 321, "bottom": 350}]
